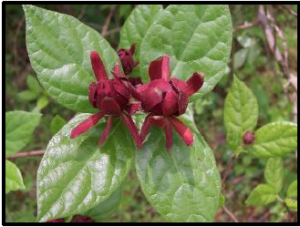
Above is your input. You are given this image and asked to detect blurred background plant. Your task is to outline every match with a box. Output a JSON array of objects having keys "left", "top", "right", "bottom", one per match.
[{"left": 5, "top": 4, "right": 297, "bottom": 222}]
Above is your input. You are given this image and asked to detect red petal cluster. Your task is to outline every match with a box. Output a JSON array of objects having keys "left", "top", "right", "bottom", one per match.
[
  {"left": 118, "top": 44, "right": 139, "bottom": 75},
  {"left": 136, "top": 55, "right": 204, "bottom": 150},
  {"left": 70, "top": 51, "right": 142, "bottom": 148}
]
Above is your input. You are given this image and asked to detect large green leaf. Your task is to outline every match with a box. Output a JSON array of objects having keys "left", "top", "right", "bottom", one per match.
[
  {"left": 140, "top": 5, "right": 232, "bottom": 99},
  {"left": 24, "top": 5, "right": 119, "bottom": 113},
  {"left": 84, "top": 186, "right": 122, "bottom": 221},
  {"left": 37, "top": 114, "right": 134, "bottom": 222},
  {"left": 6, "top": 160, "right": 25, "bottom": 194},
  {"left": 264, "top": 158, "right": 283, "bottom": 193},
  {"left": 287, "top": 180, "right": 297, "bottom": 198},
  {"left": 250, "top": 122, "right": 297, "bottom": 158},
  {"left": 224, "top": 76, "right": 258, "bottom": 150},
  {"left": 136, "top": 122, "right": 220, "bottom": 222},
  {"left": 5, "top": 111, "right": 42, "bottom": 156},
  {"left": 246, "top": 184, "right": 277, "bottom": 206},
  {"left": 119, "top": 5, "right": 163, "bottom": 61}
]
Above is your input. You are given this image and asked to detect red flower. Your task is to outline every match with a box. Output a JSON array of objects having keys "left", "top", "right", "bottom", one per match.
[
  {"left": 137, "top": 55, "right": 204, "bottom": 150},
  {"left": 118, "top": 44, "right": 139, "bottom": 75},
  {"left": 70, "top": 51, "right": 142, "bottom": 148}
]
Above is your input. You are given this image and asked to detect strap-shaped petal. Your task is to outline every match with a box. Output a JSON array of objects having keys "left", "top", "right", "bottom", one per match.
[
  {"left": 112, "top": 79, "right": 130, "bottom": 100},
  {"left": 139, "top": 87, "right": 163, "bottom": 112},
  {"left": 149, "top": 55, "right": 170, "bottom": 81},
  {"left": 100, "top": 97, "right": 121, "bottom": 115},
  {"left": 162, "top": 90, "right": 178, "bottom": 116},
  {"left": 178, "top": 92, "right": 188, "bottom": 115},
  {"left": 170, "top": 78, "right": 188, "bottom": 92},
  {"left": 88, "top": 82, "right": 97, "bottom": 108},
  {"left": 99, "top": 116, "right": 113, "bottom": 146},
  {"left": 168, "top": 116, "right": 194, "bottom": 146},
  {"left": 140, "top": 114, "right": 153, "bottom": 143},
  {"left": 125, "top": 102, "right": 141, "bottom": 115},
  {"left": 121, "top": 113, "right": 142, "bottom": 148},
  {"left": 90, "top": 51, "right": 108, "bottom": 81},
  {"left": 184, "top": 72, "right": 204, "bottom": 97},
  {"left": 70, "top": 112, "right": 105, "bottom": 139}
]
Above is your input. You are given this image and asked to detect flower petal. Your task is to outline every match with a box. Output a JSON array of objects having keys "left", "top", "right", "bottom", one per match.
[
  {"left": 140, "top": 87, "right": 163, "bottom": 112},
  {"left": 99, "top": 116, "right": 113, "bottom": 146},
  {"left": 112, "top": 79, "right": 130, "bottom": 100},
  {"left": 100, "top": 97, "right": 121, "bottom": 115},
  {"left": 170, "top": 78, "right": 188, "bottom": 92},
  {"left": 149, "top": 55, "right": 170, "bottom": 81},
  {"left": 184, "top": 72, "right": 204, "bottom": 97},
  {"left": 162, "top": 90, "right": 178, "bottom": 116},
  {"left": 140, "top": 114, "right": 153, "bottom": 142},
  {"left": 70, "top": 112, "right": 105, "bottom": 139},
  {"left": 121, "top": 113, "right": 142, "bottom": 148},
  {"left": 90, "top": 51, "right": 108, "bottom": 81},
  {"left": 88, "top": 82, "right": 97, "bottom": 108},
  {"left": 130, "top": 44, "right": 136, "bottom": 55},
  {"left": 165, "top": 119, "right": 173, "bottom": 151},
  {"left": 178, "top": 92, "right": 188, "bottom": 115},
  {"left": 128, "top": 77, "right": 143, "bottom": 87},
  {"left": 125, "top": 102, "right": 141, "bottom": 115},
  {"left": 168, "top": 116, "right": 193, "bottom": 146}
]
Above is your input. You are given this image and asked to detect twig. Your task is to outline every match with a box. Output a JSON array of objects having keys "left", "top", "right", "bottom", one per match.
[
  {"left": 234, "top": 20, "right": 259, "bottom": 32},
  {"left": 222, "top": 154, "right": 237, "bottom": 186},
  {"left": 222, "top": 206, "right": 239, "bottom": 223},
  {"left": 7, "top": 150, "right": 45, "bottom": 159},
  {"left": 101, "top": 6, "right": 116, "bottom": 37},
  {"left": 78, "top": 5, "right": 87, "bottom": 20},
  {"left": 280, "top": 5, "right": 297, "bottom": 17},
  {"left": 103, "top": 27, "right": 121, "bottom": 37}
]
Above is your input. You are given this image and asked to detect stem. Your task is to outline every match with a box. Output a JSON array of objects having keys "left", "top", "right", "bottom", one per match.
[
  {"left": 222, "top": 206, "right": 239, "bottom": 222},
  {"left": 6, "top": 150, "right": 45, "bottom": 159},
  {"left": 222, "top": 154, "right": 237, "bottom": 187}
]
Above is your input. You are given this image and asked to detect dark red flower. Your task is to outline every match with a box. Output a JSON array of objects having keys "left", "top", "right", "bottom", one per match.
[
  {"left": 70, "top": 51, "right": 142, "bottom": 148},
  {"left": 243, "top": 131, "right": 255, "bottom": 145},
  {"left": 137, "top": 55, "right": 204, "bottom": 150},
  {"left": 118, "top": 44, "right": 139, "bottom": 75},
  {"left": 71, "top": 215, "right": 94, "bottom": 223}
]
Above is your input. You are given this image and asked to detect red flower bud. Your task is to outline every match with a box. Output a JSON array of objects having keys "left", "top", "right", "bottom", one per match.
[
  {"left": 118, "top": 44, "right": 139, "bottom": 75},
  {"left": 138, "top": 55, "right": 204, "bottom": 150},
  {"left": 71, "top": 51, "right": 142, "bottom": 148},
  {"left": 243, "top": 131, "right": 255, "bottom": 145}
]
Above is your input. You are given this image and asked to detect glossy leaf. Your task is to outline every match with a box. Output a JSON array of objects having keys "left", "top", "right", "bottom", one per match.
[
  {"left": 224, "top": 76, "right": 258, "bottom": 150},
  {"left": 264, "top": 158, "right": 283, "bottom": 193},
  {"left": 6, "top": 111, "right": 42, "bottom": 156},
  {"left": 285, "top": 198, "right": 297, "bottom": 211},
  {"left": 24, "top": 5, "right": 120, "bottom": 113},
  {"left": 50, "top": 115, "right": 67, "bottom": 135},
  {"left": 246, "top": 184, "right": 277, "bottom": 206},
  {"left": 84, "top": 186, "right": 122, "bottom": 221},
  {"left": 37, "top": 114, "right": 134, "bottom": 222},
  {"left": 136, "top": 122, "right": 220, "bottom": 222},
  {"left": 140, "top": 5, "right": 232, "bottom": 99},
  {"left": 6, "top": 160, "right": 25, "bottom": 194},
  {"left": 119, "top": 5, "right": 163, "bottom": 61},
  {"left": 250, "top": 122, "right": 297, "bottom": 158}
]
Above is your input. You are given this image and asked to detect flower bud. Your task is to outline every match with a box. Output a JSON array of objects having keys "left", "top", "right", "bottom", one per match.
[{"left": 243, "top": 131, "right": 255, "bottom": 145}]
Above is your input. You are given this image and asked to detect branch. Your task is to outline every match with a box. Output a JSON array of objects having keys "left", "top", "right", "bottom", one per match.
[
  {"left": 101, "top": 6, "right": 116, "bottom": 37},
  {"left": 222, "top": 206, "right": 239, "bottom": 223},
  {"left": 221, "top": 154, "right": 237, "bottom": 186},
  {"left": 234, "top": 20, "right": 259, "bottom": 32},
  {"left": 7, "top": 150, "right": 45, "bottom": 159},
  {"left": 280, "top": 5, "right": 297, "bottom": 17}
]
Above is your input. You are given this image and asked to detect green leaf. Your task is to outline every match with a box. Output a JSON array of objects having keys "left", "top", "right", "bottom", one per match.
[
  {"left": 224, "top": 76, "right": 258, "bottom": 150},
  {"left": 285, "top": 198, "right": 297, "bottom": 211},
  {"left": 6, "top": 111, "right": 42, "bottom": 156},
  {"left": 27, "top": 74, "right": 42, "bottom": 93},
  {"left": 219, "top": 194, "right": 226, "bottom": 207},
  {"left": 36, "top": 96, "right": 49, "bottom": 110},
  {"left": 85, "top": 186, "right": 122, "bottom": 221},
  {"left": 246, "top": 184, "right": 277, "bottom": 206},
  {"left": 24, "top": 5, "right": 120, "bottom": 113},
  {"left": 50, "top": 115, "right": 67, "bottom": 136},
  {"left": 264, "top": 158, "right": 283, "bottom": 193},
  {"left": 6, "top": 160, "right": 25, "bottom": 193},
  {"left": 136, "top": 123, "right": 220, "bottom": 222},
  {"left": 140, "top": 5, "right": 232, "bottom": 98},
  {"left": 18, "top": 90, "right": 39, "bottom": 102},
  {"left": 287, "top": 180, "right": 297, "bottom": 198},
  {"left": 119, "top": 5, "right": 163, "bottom": 62},
  {"left": 250, "top": 122, "right": 297, "bottom": 158},
  {"left": 37, "top": 114, "right": 134, "bottom": 222},
  {"left": 233, "top": 48, "right": 248, "bottom": 69}
]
